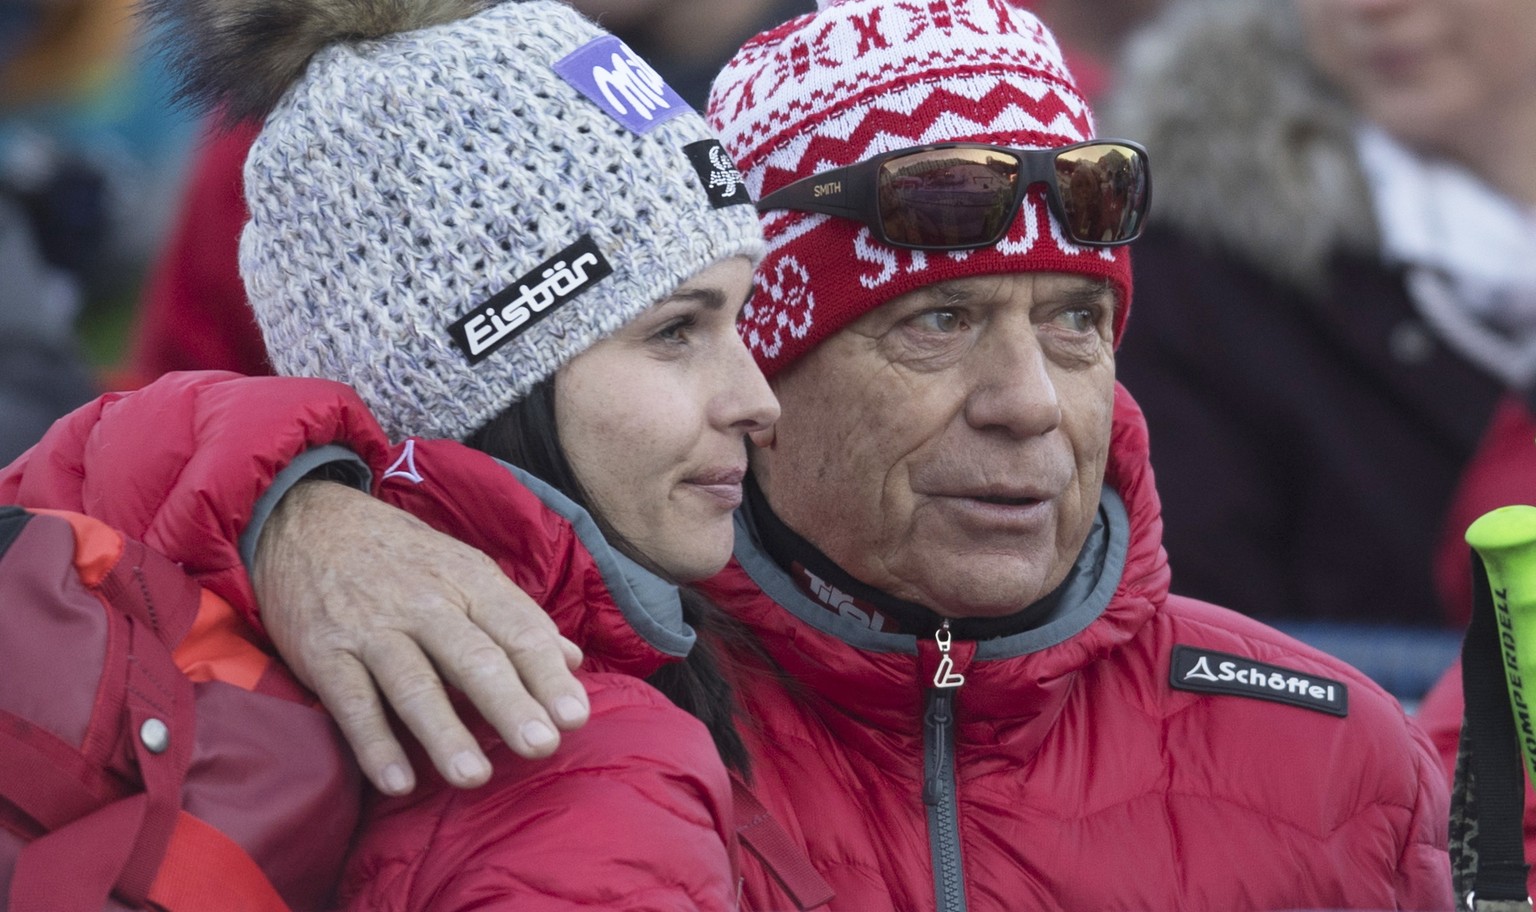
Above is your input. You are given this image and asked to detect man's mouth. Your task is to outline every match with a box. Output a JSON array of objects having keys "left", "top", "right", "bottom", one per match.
[{"left": 970, "top": 494, "right": 1038, "bottom": 507}]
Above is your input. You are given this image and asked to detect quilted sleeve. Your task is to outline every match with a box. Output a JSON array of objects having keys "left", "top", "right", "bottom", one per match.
[
  {"left": 1393, "top": 719, "right": 1458, "bottom": 910},
  {"left": 0, "top": 370, "right": 394, "bottom": 622},
  {"left": 339, "top": 672, "right": 738, "bottom": 912}
]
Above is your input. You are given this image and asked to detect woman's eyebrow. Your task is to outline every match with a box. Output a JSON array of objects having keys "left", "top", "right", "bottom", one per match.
[{"left": 663, "top": 286, "right": 729, "bottom": 309}]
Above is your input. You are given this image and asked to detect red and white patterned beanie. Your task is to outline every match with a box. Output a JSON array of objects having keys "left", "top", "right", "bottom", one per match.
[{"left": 707, "top": 0, "right": 1134, "bottom": 377}]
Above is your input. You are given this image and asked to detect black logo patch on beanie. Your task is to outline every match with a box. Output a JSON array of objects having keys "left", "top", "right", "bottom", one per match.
[
  {"left": 684, "top": 140, "right": 750, "bottom": 209},
  {"left": 448, "top": 235, "right": 613, "bottom": 365},
  {"left": 1169, "top": 645, "right": 1348, "bottom": 717}
]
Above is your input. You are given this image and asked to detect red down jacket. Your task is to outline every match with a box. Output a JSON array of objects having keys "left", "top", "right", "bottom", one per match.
[
  {"left": 2, "top": 372, "right": 1454, "bottom": 910},
  {"left": 0, "top": 371, "right": 737, "bottom": 911},
  {"left": 692, "top": 384, "right": 1454, "bottom": 912}
]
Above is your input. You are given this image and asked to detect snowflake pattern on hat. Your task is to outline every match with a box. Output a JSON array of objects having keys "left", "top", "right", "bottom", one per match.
[{"left": 708, "top": 0, "right": 1133, "bottom": 376}]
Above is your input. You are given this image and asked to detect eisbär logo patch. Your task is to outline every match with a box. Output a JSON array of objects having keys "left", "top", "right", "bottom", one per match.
[
  {"left": 684, "top": 140, "right": 750, "bottom": 209},
  {"left": 553, "top": 36, "right": 687, "bottom": 134},
  {"left": 1169, "top": 645, "right": 1348, "bottom": 716},
  {"left": 448, "top": 235, "right": 613, "bottom": 365}
]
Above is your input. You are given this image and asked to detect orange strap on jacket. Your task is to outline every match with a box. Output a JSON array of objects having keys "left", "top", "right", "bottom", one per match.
[{"left": 147, "top": 812, "right": 292, "bottom": 912}]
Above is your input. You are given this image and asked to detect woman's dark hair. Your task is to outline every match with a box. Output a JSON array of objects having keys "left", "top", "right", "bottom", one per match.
[{"left": 465, "top": 377, "right": 750, "bottom": 774}]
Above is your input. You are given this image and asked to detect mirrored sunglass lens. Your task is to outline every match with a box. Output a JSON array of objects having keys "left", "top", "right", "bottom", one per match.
[
  {"left": 877, "top": 148, "right": 1020, "bottom": 247},
  {"left": 1053, "top": 143, "right": 1148, "bottom": 244}
]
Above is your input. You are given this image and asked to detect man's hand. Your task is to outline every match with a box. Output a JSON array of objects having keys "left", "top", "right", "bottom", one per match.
[{"left": 252, "top": 480, "right": 589, "bottom": 795}]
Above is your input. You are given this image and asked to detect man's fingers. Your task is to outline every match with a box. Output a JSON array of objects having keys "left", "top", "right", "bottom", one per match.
[
  {"left": 419, "top": 529, "right": 589, "bottom": 734},
  {"left": 415, "top": 609, "right": 574, "bottom": 758},
  {"left": 305, "top": 652, "right": 418, "bottom": 796},
  {"left": 465, "top": 593, "right": 591, "bottom": 733},
  {"left": 364, "top": 637, "right": 494, "bottom": 788},
  {"left": 560, "top": 635, "right": 584, "bottom": 670},
  {"left": 254, "top": 479, "right": 592, "bottom": 781}
]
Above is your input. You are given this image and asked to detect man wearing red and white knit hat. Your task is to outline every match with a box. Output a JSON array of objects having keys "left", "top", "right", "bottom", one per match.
[
  {"left": 683, "top": 1, "right": 1452, "bottom": 908},
  {"left": 707, "top": 0, "right": 1137, "bottom": 374}
]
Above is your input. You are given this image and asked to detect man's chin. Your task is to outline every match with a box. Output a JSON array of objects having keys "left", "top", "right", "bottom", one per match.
[
  {"left": 932, "top": 597, "right": 1045, "bottom": 620},
  {"left": 911, "top": 555, "right": 1063, "bottom": 619}
]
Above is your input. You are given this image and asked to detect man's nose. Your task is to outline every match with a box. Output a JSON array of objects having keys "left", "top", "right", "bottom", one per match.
[{"left": 962, "top": 326, "right": 1061, "bottom": 438}]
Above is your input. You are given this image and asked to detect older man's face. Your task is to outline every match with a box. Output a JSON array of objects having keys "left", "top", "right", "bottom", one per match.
[{"left": 753, "top": 272, "right": 1117, "bottom": 619}]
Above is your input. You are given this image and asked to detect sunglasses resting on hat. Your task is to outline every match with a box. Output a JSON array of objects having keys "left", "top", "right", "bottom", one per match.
[{"left": 756, "top": 139, "right": 1151, "bottom": 251}]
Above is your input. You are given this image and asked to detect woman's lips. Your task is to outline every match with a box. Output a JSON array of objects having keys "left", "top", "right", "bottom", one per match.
[{"left": 683, "top": 466, "right": 746, "bottom": 509}]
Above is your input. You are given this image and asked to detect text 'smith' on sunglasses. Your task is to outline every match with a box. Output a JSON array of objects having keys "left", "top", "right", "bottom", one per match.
[{"left": 756, "top": 139, "right": 1150, "bottom": 251}]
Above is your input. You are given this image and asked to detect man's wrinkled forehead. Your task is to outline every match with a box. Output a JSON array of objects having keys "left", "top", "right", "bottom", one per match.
[{"left": 855, "top": 273, "right": 1119, "bottom": 320}]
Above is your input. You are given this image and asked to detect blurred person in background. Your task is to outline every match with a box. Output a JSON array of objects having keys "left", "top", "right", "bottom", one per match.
[
  {"left": 0, "top": 194, "right": 97, "bottom": 463},
  {"left": 1, "top": 0, "right": 196, "bottom": 455},
  {"left": 1103, "top": 0, "right": 1536, "bottom": 629}
]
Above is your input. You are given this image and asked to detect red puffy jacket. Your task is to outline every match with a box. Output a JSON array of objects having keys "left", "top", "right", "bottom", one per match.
[
  {"left": 698, "top": 385, "right": 1453, "bottom": 911},
  {"left": 3, "top": 373, "right": 1454, "bottom": 910},
  {"left": 0, "top": 371, "right": 738, "bottom": 911}
]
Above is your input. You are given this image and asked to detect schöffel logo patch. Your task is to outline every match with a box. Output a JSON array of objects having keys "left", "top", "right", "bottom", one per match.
[
  {"left": 684, "top": 140, "right": 750, "bottom": 209},
  {"left": 447, "top": 235, "right": 613, "bottom": 365},
  {"left": 553, "top": 36, "right": 688, "bottom": 135},
  {"left": 1169, "top": 645, "right": 1348, "bottom": 717}
]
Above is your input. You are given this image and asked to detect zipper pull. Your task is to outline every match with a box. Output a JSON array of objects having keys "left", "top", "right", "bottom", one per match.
[
  {"left": 923, "top": 620, "right": 964, "bottom": 805},
  {"left": 932, "top": 619, "right": 965, "bottom": 689}
]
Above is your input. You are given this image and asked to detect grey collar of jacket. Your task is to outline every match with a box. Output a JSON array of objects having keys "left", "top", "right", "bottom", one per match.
[
  {"left": 729, "top": 486, "right": 1129, "bottom": 659},
  {"left": 500, "top": 461, "right": 694, "bottom": 659}
]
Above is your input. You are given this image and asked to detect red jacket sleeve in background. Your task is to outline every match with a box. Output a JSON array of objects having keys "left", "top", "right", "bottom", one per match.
[{"left": 121, "top": 119, "right": 270, "bottom": 388}]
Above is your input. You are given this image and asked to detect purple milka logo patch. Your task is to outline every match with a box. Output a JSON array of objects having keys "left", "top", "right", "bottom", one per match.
[{"left": 552, "top": 35, "right": 689, "bottom": 134}]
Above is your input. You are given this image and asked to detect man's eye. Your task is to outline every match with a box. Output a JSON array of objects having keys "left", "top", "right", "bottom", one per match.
[
  {"left": 912, "top": 309, "right": 963, "bottom": 333},
  {"left": 1054, "top": 306, "right": 1097, "bottom": 333}
]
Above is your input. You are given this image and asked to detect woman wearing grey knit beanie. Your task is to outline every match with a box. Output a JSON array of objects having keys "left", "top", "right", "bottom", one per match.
[{"left": 129, "top": 0, "right": 780, "bottom": 906}]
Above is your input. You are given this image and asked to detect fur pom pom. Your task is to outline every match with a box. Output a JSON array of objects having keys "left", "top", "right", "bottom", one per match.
[{"left": 147, "top": 0, "right": 489, "bottom": 123}]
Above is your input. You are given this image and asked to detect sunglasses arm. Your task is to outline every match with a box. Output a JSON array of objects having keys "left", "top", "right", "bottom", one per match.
[{"left": 755, "top": 174, "right": 872, "bottom": 224}]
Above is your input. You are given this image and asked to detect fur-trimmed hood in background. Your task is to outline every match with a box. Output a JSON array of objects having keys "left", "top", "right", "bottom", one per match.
[
  {"left": 1102, "top": 0, "right": 1378, "bottom": 293},
  {"left": 148, "top": 0, "right": 489, "bottom": 123}
]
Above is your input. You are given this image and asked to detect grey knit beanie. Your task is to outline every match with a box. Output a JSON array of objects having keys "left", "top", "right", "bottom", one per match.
[{"left": 154, "top": 0, "right": 763, "bottom": 441}]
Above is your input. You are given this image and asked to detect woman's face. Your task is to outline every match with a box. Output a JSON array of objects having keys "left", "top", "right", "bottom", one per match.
[
  {"left": 556, "top": 256, "right": 778, "bottom": 582},
  {"left": 1297, "top": 0, "right": 1536, "bottom": 154}
]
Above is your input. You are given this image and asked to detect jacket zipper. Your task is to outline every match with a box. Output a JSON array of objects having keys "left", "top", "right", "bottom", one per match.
[{"left": 923, "top": 620, "right": 968, "bottom": 912}]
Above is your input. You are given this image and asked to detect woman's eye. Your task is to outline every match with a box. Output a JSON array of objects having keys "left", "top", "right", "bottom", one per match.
[
  {"left": 653, "top": 315, "right": 696, "bottom": 344},
  {"left": 911, "top": 309, "right": 963, "bottom": 333}
]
